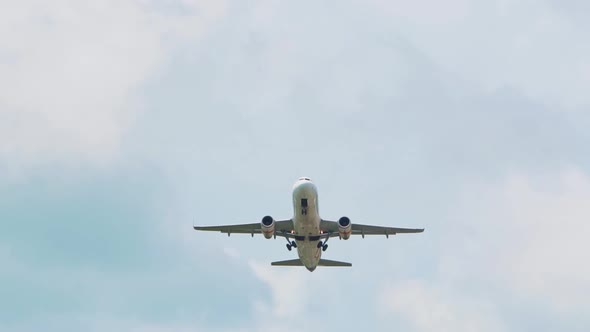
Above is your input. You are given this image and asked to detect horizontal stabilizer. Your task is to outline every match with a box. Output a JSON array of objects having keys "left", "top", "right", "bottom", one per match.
[
  {"left": 271, "top": 259, "right": 352, "bottom": 267},
  {"left": 271, "top": 259, "right": 304, "bottom": 266},
  {"left": 318, "top": 259, "right": 352, "bottom": 267}
]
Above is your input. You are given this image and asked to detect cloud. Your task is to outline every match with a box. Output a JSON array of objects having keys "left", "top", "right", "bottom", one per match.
[
  {"left": 379, "top": 280, "right": 506, "bottom": 332},
  {"left": 246, "top": 260, "right": 353, "bottom": 332},
  {"left": 0, "top": 0, "right": 227, "bottom": 174},
  {"left": 223, "top": 246, "right": 241, "bottom": 260},
  {"left": 3, "top": 1, "right": 589, "bottom": 331},
  {"left": 367, "top": 0, "right": 590, "bottom": 110},
  {"left": 473, "top": 168, "right": 590, "bottom": 312},
  {"left": 379, "top": 167, "right": 590, "bottom": 331},
  {"left": 248, "top": 260, "right": 313, "bottom": 320}
]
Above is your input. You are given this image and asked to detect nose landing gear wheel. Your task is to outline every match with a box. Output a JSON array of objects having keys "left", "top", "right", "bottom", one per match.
[
  {"left": 286, "top": 244, "right": 292, "bottom": 251},
  {"left": 317, "top": 241, "right": 323, "bottom": 248},
  {"left": 322, "top": 244, "right": 328, "bottom": 252},
  {"left": 291, "top": 241, "right": 297, "bottom": 248}
]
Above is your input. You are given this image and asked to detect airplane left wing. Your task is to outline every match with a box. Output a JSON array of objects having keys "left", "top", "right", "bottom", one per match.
[
  {"left": 320, "top": 220, "right": 424, "bottom": 238},
  {"left": 194, "top": 219, "right": 294, "bottom": 237}
]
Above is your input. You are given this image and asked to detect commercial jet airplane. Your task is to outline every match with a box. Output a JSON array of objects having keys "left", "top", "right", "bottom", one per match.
[{"left": 194, "top": 177, "right": 424, "bottom": 272}]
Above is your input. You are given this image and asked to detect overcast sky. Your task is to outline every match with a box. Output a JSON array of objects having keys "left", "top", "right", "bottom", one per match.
[{"left": 1, "top": 1, "right": 589, "bottom": 331}]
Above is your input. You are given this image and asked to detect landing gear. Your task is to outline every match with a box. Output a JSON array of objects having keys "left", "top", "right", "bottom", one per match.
[
  {"left": 317, "top": 236, "right": 330, "bottom": 251},
  {"left": 317, "top": 241, "right": 328, "bottom": 251},
  {"left": 286, "top": 238, "right": 297, "bottom": 251}
]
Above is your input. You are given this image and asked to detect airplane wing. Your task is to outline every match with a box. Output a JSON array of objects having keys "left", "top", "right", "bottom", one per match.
[
  {"left": 320, "top": 219, "right": 424, "bottom": 238},
  {"left": 194, "top": 219, "right": 294, "bottom": 237}
]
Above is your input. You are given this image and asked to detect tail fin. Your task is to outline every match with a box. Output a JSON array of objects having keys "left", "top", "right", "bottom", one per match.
[
  {"left": 318, "top": 259, "right": 352, "bottom": 267},
  {"left": 271, "top": 259, "right": 304, "bottom": 266}
]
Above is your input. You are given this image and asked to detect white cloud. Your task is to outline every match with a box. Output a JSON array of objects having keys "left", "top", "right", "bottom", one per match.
[
  {"left": 0, "top": 0, "right": 227, "bottom": 173},
  {"left": 367, "top": 0, "right": 590, "bottom": 109},
  {"left": 247, "top": 259, "right": 348, "bottom": 332},
  {"left": 379, "top": 167, "right": 590, "bottom": 330},
  {"left": 478, "top": 168, "right": 590, "bottom": 312},
  {"left": 379, "top": 280, "right": 506, "bottom": 332},
  {"left": 451, "top": 168, "right": 590, "bottom": 311},
  {"left": 248, "top": 260, "right": 312, "bottom": 320}
]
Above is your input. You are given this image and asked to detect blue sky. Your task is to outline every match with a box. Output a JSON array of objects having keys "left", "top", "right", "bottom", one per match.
[{"left": 1, "top": 1, "right": 589, "bottom": 331}]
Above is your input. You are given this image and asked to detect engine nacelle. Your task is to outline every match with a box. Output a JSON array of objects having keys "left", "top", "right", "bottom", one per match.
[
  {"left": 338, "top": 216, "right": 352, "bottom": 240},
  {"left": 261, "top": 215, "right": 275, "bottom": 239}
]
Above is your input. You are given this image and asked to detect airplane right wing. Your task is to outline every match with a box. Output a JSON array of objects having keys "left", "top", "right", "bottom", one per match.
[{"left": 320, "top": 220, "right": 424, "bottom": 238}]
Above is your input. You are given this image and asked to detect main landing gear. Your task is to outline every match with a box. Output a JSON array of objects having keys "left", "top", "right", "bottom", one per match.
[
  {"left": 317, "top": 239, "right": 329, "bottom": 252},
  {"left": 286, "top": 239, "right": 297, "bottom": 251}
]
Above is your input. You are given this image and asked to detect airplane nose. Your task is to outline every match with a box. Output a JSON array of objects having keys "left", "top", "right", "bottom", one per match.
[
  {"left": 293, "top": 180, "right": 316, "bottom": 192},
  {"left": 306, "top": 266, "right": 316, "bottom": 272}
]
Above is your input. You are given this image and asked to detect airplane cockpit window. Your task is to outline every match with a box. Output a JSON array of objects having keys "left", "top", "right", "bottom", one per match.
[{"left": 299, "top": 177, "right": 312, "bottom": 181}]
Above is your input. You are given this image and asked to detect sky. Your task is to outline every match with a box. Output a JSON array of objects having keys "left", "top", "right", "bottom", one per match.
[{"left": 1, "top": 0, "right": 590, "bottom": 331}]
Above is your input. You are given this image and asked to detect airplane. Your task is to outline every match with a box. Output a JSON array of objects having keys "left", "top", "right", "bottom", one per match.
[{"left": 193, "top": 177, "right": 424, "bottom": 272}]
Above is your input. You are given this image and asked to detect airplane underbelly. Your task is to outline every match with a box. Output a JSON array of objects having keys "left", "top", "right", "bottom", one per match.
[
  {"left": 294, "top": 216, "right": 321, "bottom": 268},
  {"left": 297, "top": 240, "right": 321, "bottom": 268},
  {"left": 292, "top": 180, "right": 321, "bottom": 268}
]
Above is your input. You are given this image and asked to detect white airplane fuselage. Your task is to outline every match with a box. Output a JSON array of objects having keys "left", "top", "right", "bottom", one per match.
[{"left": 292, "top": 178, "right": 322, "bottom": 271}]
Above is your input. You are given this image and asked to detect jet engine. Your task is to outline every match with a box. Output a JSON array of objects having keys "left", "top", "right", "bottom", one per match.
[
  {"left": 261, "top": 215, "right": 275, "bottom": 239},
  {"left": 338, "top": 216, "right": 352, "bottom": 240}
]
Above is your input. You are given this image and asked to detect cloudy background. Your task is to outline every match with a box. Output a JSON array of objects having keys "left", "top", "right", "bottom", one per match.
[{"left": 1, "top": 0, "right": 589, "bottom": 331}]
